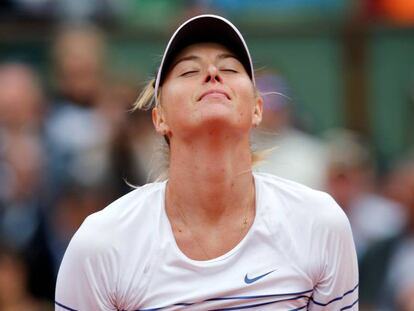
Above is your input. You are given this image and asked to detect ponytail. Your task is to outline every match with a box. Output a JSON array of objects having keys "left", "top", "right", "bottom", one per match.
[{"left": 132, "top": 78, "right": 156, "bottom": 111}]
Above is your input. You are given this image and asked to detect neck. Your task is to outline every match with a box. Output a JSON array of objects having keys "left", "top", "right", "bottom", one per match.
[{"left": 167, "top": 134, "right": 254, "bottom": 225}]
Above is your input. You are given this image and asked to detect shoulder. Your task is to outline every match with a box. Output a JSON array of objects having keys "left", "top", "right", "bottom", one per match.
[
  {"left": 94, "top": 181, "right": 166, "bottom": 222},
  {"left": 255, "top": 173, "right": 357, "bottom": 282},
  {"left": 255, "top": 172, "right": 349, "bottom": 231},
  {"left": 255, "top": 172, "right": 336, "bottom": 208},
  {"left": 56, "top": 182, "right": 166, "bottom": 306},
  {"left": 66, "top": 181, "right": 166, "bottom": 259}
]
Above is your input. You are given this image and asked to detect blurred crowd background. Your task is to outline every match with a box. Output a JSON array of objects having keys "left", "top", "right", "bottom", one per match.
[{"left": 0, "top": 0, "right": 414, "bottom": 310}]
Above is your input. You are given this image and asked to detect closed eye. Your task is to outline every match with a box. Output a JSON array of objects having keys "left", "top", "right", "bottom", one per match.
[
  {"left": 221, "top": 68, "right": 238, "bottom": 73},
  {"left": 180, "top": 70, "right": 199, "bottom": 77}
]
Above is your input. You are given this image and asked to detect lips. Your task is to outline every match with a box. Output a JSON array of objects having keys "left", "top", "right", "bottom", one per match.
[{"left": 198, "top": 89, "right": 230, "bottom": 101}]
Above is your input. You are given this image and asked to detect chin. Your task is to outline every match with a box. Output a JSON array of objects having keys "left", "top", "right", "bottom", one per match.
[
  {"left": 175, "top": 104, "right": 252, "bottom": 138},
  {"left": 199, "top": 106, "right": 237, "bottom": 124},
  {"left": 194, "top": 114, "right": 251, "bottom": 136}
]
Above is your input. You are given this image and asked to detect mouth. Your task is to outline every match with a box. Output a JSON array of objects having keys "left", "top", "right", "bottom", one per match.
[{"left": 198, "top": 89, "right": 231, "bottom": 101}]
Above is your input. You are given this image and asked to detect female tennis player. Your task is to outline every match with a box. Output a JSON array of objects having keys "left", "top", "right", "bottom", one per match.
[{"left": 55, "top": 14, "right": 358, "bottom": 310}]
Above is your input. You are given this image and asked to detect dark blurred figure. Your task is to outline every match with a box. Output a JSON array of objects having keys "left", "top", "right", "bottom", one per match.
[
  {"left": 360, "top": 154, "right": 414, "bottom": 310},
  {"left": 47, "top": 181, "right": 111, "bottom": 277},
  {"left": 121, "top": 108, "right": 162, "bottom": 184},
  {"left": 0, "top": 0, "right": 54, "bottom": 20},
  {"left": 254, "top": 73, "right": 328, "bottom": 190},
  {"left": 0, "top": 63, "right": 55, "bottom": 299},
  {"left": 95, "top": 79, "right": 152, "bottom": 189},
  {"left": 0, "top": 241, "right": 53, "bottom": 311},
  {"left": 382, "top": 154, "right": 414, "bottom": 211},
  {"left": 323, "top": 129, "right": 406, "bottom": 260}
]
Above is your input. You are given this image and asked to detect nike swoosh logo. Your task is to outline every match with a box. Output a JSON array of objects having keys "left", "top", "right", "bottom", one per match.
[{"left": 244, "top": 269, "right": 276, "bottom": 284}]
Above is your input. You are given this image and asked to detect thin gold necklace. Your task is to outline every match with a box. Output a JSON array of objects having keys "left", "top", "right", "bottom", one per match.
[
  {"left": 174, "top": 204, "right": 211, "bottom": 259},
  {"left": 169, "top": 183, "right": 255, "bottom": 259}
]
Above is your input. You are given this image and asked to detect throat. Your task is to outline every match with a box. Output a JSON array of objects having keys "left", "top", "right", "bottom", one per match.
[
  {"left": 165, "top": 136, "right": 256, "bottom": 260},
  {"left": 168, "top": 141, "right": 254, "bottom": 216},
  {"left": 165, "top": 176, "right": 256, "bottom": 261}
]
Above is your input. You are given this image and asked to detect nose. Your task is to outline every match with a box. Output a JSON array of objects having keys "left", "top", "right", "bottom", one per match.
[{"left": 204, "top": 64, "right": 222, "bottom": 84}]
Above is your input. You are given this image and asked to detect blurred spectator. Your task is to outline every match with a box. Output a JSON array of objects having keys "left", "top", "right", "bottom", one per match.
[
  {"left": 0, "top": 63, "right": 54, "bottom": 299},
  {"left": 0, "top": 131, "right": 55, "bottom": 300},
  {"left": 360, "top": 153, "right": 414, "bottom": 310},
  {"left": 0, "top": 241, "right": 53, "bottom": 311},
  {"left": 254, "top": 73, "right": 328, "bottom": 190},
  {"left": 45, "top": 23, "right": 113, "bottom": 193},
  {"left": 0, "top": 134, "right": 44, "bottom": 254},
  {"left": 382, "top": 153, "right": 414, "bottom": 209},
  {"left": 52, "top": 23, "right": 105, "bottom": 108},
  {"left": 0, "top": 63, "right": 45, "bottom": 132},
  {"left": 324, "top": 128, "right": 406, "bottom": 260}
]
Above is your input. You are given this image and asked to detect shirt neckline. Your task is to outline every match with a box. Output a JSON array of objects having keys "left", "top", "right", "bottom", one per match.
[{"left": 160, "top": 173, "right": 262, "bottom": 266}]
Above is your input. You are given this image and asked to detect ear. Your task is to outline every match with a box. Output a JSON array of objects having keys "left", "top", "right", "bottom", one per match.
[
  {"left": 152, "top": 106, "right": 170, "bottom": 135},
  {"left": 252, "top": 95, "right": 263, "bottom": 127}
]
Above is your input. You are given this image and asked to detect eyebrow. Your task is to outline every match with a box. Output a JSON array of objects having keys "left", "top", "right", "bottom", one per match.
[
  {"left": 171, "top": 55, "right": 199, "bottom": 69},
  {"left": 171, "top": 53, "right": 239, "bottom": 70},
  {"left": 217, "top": 53, "right": 238, "bottom": 60}
]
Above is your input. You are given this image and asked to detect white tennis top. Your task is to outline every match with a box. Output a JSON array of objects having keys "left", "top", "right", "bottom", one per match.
[{"left": 55, "top": 173, "right": 358, "bottom": 311}]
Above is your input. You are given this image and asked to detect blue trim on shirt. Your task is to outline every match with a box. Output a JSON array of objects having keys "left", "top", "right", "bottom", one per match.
[
  {"left": 288, "top": 305, "right": 308, "bottom": 311},
  {"left": 56, "top": 285, "right": 358, "bottom": 310},
  {"left": 205, "top": 288, "right": 313, "bottom": 301},
  {"left": 310, "top": 283, "right": 359, "bottom": 306},
  {"left": 137, "top": 291, "right": 312, "bottom": 311},
  {"left": 55, "top": 301, "right": 78, "bottom": 311},
  {"left": 210, "top": 294, "right": 311, "bottom": 310},
  {"left": 340, "top": 298, "right": 359, "bottom": 310}
]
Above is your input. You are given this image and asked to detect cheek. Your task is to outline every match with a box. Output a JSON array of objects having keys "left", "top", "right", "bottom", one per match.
[
  {"left": 160, "top": 81, "right": 195, "bottom": 126},
  {"left": 233, "top": 79, "right": 256, "bottom": 115},
  {"left": 234, "top": 76, "right": 255, "bottom": 99},
  {"left": 161, "top": 81, "right": 185, "bottom": 107}
]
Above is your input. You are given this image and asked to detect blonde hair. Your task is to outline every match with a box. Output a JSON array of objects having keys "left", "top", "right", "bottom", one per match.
[
  {"left": 133, "top": 78, "right": 156, "bottom": 111},
  {"left": 132, "top": 78, "right": 268, "bottom": 181}
]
